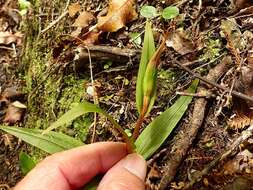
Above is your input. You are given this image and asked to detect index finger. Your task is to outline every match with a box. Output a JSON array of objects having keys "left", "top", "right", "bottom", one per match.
[{"left": 15, "top": 142, "right": 127, "bottom": 190}]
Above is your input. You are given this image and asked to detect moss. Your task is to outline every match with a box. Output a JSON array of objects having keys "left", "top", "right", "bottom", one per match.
[
  {"left": 18, "top": 0, "right": 91, "bottom": 157},
  {"left": 200, "top": 38, "right": 222, "bottom": 62},
  {"left": 157, "top": 69, "right": 175, "bottom": 97}
]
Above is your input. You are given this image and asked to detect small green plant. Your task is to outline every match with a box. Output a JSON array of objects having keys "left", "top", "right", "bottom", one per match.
[
  {"left": 0, "top": 19, "right": 197, "bottom": 155},
  {"left": 0, "top": 5, "right": 197, "bottom": 188},
  {"left": 140, "top": 5, "right": 179, "bottom": 20}
]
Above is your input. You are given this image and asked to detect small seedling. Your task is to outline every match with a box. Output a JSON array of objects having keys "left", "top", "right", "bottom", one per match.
[
  {"left": 140, "top": 6, "right": 158, "bottom": 19},
  {"left": 140, "top": 5, "right": 179, "bottom": 20}
]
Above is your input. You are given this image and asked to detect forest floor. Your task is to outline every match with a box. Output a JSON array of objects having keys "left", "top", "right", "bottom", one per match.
[{"left": 1, "top": 0, "right": 253, "bottom": 189}]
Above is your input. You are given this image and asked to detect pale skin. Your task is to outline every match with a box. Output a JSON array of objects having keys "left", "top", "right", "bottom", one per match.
[{"left": 14, "top": 142, "right": 147, "bottom": 190}]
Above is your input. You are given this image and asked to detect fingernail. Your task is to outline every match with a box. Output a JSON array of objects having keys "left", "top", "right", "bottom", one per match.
[{"left": 120, "top": 153, "right": 147, "bottom": 180}]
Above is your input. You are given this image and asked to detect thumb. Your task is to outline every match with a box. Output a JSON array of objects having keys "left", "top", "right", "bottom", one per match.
[{"left": 97, "top": 153, "right": 147, "bottom": 190}]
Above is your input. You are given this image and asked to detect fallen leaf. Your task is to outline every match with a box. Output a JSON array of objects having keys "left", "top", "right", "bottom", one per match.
[
  {"left": 3, "top": 104, "right": 25, "bottom": 124},
  {"left": 12, "top": 101, "right": 27, "bottom": 109},
  {"left": 97, "top": 0, "right": 138, "bottom": 32},
  {"left": 73, "top": 11, "right": 95, "bottom": 28},
  {"left": 229, "top": 68, "right": 253, "bottom": 129},
  {"left": 223, "top": 149, "right": 253, "bottom": 175},
  {"left": 0, "top": 31, "right": 23, "bottom": 45},
  {"left": 79, "top": 31, "right": 101, "bottom": 45},
  {"left": 166, "top": 28, "right": 195, "bottom": 55},
  {"left": 229, "top": 65, "right": 253, "bottom": 129},
  {"left": 68, "top": 2, "right": 81, "bottom": 17}
]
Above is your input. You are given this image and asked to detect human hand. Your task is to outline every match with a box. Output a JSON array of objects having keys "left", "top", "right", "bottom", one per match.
[{"left": 14, "top": 142, "right": 147, "bottom": 190}]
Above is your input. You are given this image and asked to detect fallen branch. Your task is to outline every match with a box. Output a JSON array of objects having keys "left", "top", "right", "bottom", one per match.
[
  {"left": 184, "top": 124, "right": 253, "bottom": 189},
  {"left": 74, "top": 45, "right": 140, "bottom": 64},
  {"left": 159, "top": 56, "right": 232, "bottom": 190}
]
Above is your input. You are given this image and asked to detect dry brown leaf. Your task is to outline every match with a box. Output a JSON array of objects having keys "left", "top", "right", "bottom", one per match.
[
  {"left": 166, "top": 28, "right": 195, "bottom": 55},
  {"left": 68, "top": 2, "right": 81, "bottom": 17},
  {"left": 3, "top": 104, "right": 25, "bottom": 124},
  {"left": 73, "top": 11, "right": 95, "bottom": 28},
  {"left": 0, "top": 31, "right": 23, "bottom": 45},
  {"left": 97, "top": 0, "right": 138, "bottom": 32},
  {"left": 223, "top": 149, "right": 253, "bottom": 175},
  {"left": 80, "top": 31, "right": 101, "bottom": 45},
  {"left": 71, "top": 27, "right": 83, "bottom": 37},
  {"left": 229, "top": 65, "right": 253, "bottom": 129},
  {"left": 229, "top": 113, "right": 252, "bottom": 129},
  {"left": 12, "top": 101, "right": 27, "bottom": 109}
]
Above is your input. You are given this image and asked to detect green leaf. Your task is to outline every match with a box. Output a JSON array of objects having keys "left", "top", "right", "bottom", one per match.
[
  {"left": 0, "top": 126, "right": 83, "bottom": 154},
  {"left": 44, "top": 101, "right": 104, "bottom": 133},
  {"left": 140, "top": 5, "right": 157, "bottom": 19},
  {"left": 162, "top": 6, "right": 179, "bottom": 20},
  {"left": 19, "top": 152, "right": 37, "bottom": 175},
  {"left": 135, "top": 79, "right": 199, "bottom": 159},
  {"left": 136, "top": 21, "right": 155, "bottom": 114},
  {"left": 44, "top": 101, "right": 133, "bottom": 150}
]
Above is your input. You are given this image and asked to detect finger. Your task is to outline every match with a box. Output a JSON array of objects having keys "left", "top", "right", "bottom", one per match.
[
  {"left": 98, "top": 153, "right": 147, "bottom": 190},
  {"left": 15, "top": 142, "right": 127, "bottom": 190}
]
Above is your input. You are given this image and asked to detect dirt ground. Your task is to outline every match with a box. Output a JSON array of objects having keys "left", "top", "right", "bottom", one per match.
[{"left": 1, "top": 0, "right": 253, "bottom": 189}]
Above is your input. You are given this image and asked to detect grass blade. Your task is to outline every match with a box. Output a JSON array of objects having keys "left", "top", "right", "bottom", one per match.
[
  {"left": 136, "top": 21, "right": 155, "bottom": 114},
  {"left": 135, "top": 79, "right": 199, "bottom": 159},
  {"left": 0, "top": 126, "right": 83, "bottom": 154}
]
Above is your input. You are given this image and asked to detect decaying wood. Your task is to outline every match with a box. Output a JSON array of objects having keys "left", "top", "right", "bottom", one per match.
[
  {"left": 184, "top": 124, "right": 253, "bottom": 189},
  {"left": 158, "top": 56, "right": 232, "bottom": 190},
  {"left": 74, "top": 45, "right": 140, "bottom": 64}
]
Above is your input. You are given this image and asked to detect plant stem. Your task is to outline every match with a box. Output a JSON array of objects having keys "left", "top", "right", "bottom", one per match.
[
  {"left": 132, "top": 114, "right": 145, "bottom": 140},
  {"left": 104, "top": 112, "right": 135, "bottom": 153}
]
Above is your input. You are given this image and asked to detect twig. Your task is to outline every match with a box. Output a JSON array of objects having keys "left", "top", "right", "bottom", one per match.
[
  {"left": 176, "top": 91, "right": 215, "bottom": 98},
  {"left": 40, "top": 0, "right": 70, "bottom": 34},
  {"left": 159, "top": 57, "right": 232, "bottom": 190},
  {"left": 183, "top": 124, "right": 253, "bottom": 189},
  {"left": 0, "top": 46, "right": 14, "bottom": 51},
  {"left": 85, "top": 47, "right": 99, "bottom": 143},
  {"left": 173, "top": 60, "right": 253, "bottom": 103},
  {"left": 174, "top": 0, "right": 189, "bottom": 6},
  {"left": 230, "top": 6, "right": 253, "bottom": 18}
]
